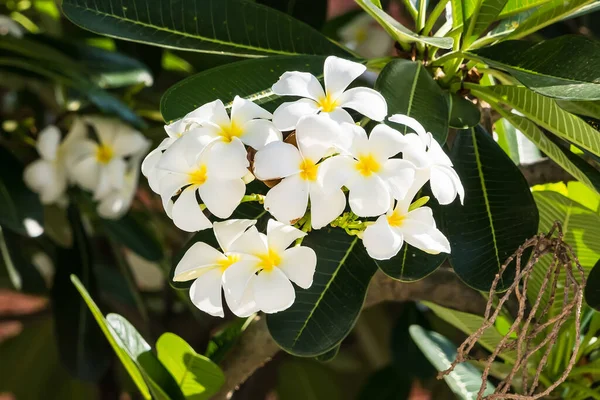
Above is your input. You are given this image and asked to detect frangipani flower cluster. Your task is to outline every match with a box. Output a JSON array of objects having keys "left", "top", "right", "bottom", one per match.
[
  {"left": 24, "top": 116, "right": 150, "bottom": 219},
  {"left": 143, "top": 56, "right": 464, "bottom": 316}
]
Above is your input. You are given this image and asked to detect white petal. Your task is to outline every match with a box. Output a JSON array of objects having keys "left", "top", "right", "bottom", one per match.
[
  {"left": 164, "top": 119, "right": 188, "bottom": 138},
  {"left": 228, "top": 226, "right": 268, "bottom": 255},
  {"left": 205, "top": 138, "right": 249, "bottom": 180},
  {"left": 337, "top": 87, "right": 387, "bottom": 121},
  {"left": 239, "top": 119, "right": 282, "bottom": 150},
  {"left": 158, "top": 172, "right": 188, "bottom": 210},
  {"left": 369, "top": 124, "right": 407, "bottom": 160},
  {"left": 272, "top": 71, "right": 325, "bottom": 101},
  {"left": 309, "top": 184, "right": 346, "bottom": 229},
  {"left": 430, "top": 166, "right": 463, "bottom": 205},
  {"left": 158, "top": 131, "right": 213, "bottom": 173},
  {"left": 184, "top": 99, "right": 230, "bottom": 127},
  {"left": 172, "top": 186, "right": 212, "bottom": 232},
  {"left": 347, "top": 175, "right": 392, "bottom": 217},
  {"left": 225, "top": 275, "right": 259, "bottom": 317},
  {"left": 65, "top": 139, "right": 97, "bottom": 168},
  {"left": 296, "top": 114, "right": 343, "bottom": 162},
  {"left": 427, "top": 135, "right": 453, "bottom": 167},
  {"left": 279, "top": 246, "right": 316, "bottom": 289},
  {"left": 96, "top": 190, "right": 131, "bottom": 220},
  {"left": 324, "top": 56, "right": 366, "bottom": 99},
  {"left": 62, "top": 117, "right": 88, "bottom": 149},
  {"left": 189, "top": 268, "right": 225, "bottom": 317},
  {"left": 93, "top": 158, "right": 126, "bottom": 200},
  {"left": 317, "top": 155, "right": 354, "bottom": 193},
  {"left": 402, "top": 218, "right": 450, "bottom": 254},
  {"left": 253, "top": 268, "right": 295, "bottom": 313},
  {"left": 253, "top": 141, "right": 302, "bottom": 180},
  {"left": 222, "top": 259, "right": 261, "bottom": 304},
  {"left": 23, "top": 160, "right": 67, "bottom": 204},
  {"left": 213, "top": 219, "right": 257, "bottom": 253},
  {"left": 37, "top": 125, "right": 61, "bottom": 161},
  {"left": 406, "top": 206, "right": 436, "bottom": 227},
  {"left": 70, "top": 157, "right": 100, "bottom": 191},
  {"left": 141, "top": 139, "right": 173, "bottom": 193},
  {"left": 272, "top": 100, "right": 319, "bottom": 131},
  {"left": 264, "top": 174, "right": 309, "bottom": 225},
  {"left": 266, "top": 219, "right": 306, "bottom": 252},
  {"left": 380, "top": 159, "right": 416, "bottom": 200},
  {"left": 347, "top": 124, "right": 370, "bottom": 158},
  {"left": 174, "top": 242, "right": 224, "bottom": 281},
  {"left": 112, "top": 129, "right": 149, "bottom": 157},
  {"left": 198, "top": 177, "right": 245, "bottom": 219},
  {"left": 84, "top": 116, "right": 118, "bottom": 147},
  {"left": 320, "top": 107, "right": 355, "bottom": 127},
  {"left": 230, "top": 96, "right": 272, "bottom": 125},
  {"left": 388, "top": 114, "right": 428, "bottom": 139},
  {"left": 362, "top": 215, "right": 404, "bottom": 260}
]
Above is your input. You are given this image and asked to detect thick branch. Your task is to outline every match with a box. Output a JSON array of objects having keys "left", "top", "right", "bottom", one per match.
[{"left": 519, "top": 158, "right": 572, "bottom": 187}]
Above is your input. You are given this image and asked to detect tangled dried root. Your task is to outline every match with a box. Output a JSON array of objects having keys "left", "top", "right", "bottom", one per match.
[{"left": 440, "top": 221, "right": 586, "bottom": 399}]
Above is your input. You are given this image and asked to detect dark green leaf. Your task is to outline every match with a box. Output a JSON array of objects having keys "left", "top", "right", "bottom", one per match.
[
  {"left": 321, "top": 9, "right": 363, "bottom": 40},
  {"left": 257, "top": 0, "right": 327, "bottom": 30},
  {"left": 409, "top": 325, "right": 496, "bottom": 398},
  {"left": 375, "top": 59, "right": 450, "bottom": 144},
  {"left": 0, "top": 146, "right": 43, "bottom": 237},
  {"left": 277, "top": 359, "right": 342, "bottom": 400},
  {"left": 463, "top": 0, "right": 509, "bottom": 48},
  {"left": 314, "top": 345, "right": 340, "bottom": 362},
  {"left": 204, "top": 317, "right": 252, "bottom": 363},
  {"left": 100, "top": 213, "right": 163, "bottom": 262},
  {"left": 61, "top": 0, "right": 348, "bottom": 57},
  {"left": 0, "top": 227, "right": 47, "bottom": 293},
  {"left": 161, "top": 55, "right": 327, "bottom": 122},
  {"left": 156, "top": 333, "right": 225, "bottom": 400},
  {"left": 357, "top": 366, "right": 411, "bottom": 400},
  {"left": 443, "top": 125, "right": 539, "bottom": 291},
  {"left": 556, "top": 100, "right": 600, "bottom": 120},
  {"left": 267, "top": 227, "right": 378, "bottom": 356},
  {"left": 448, "top": 93, "right": 481, "bottom": 129},
  {"left": 471, "top": 9, "right": 535, "bottom": 48},
  {"left": 471, "top": 36, "right": 600, "bottom": 100},
  {"left": 52, "top": 206, "right": 111, "bottom": 381}
]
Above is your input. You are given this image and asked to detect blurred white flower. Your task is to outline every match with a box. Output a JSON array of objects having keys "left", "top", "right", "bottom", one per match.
[
  {"left": 173, "top": 219, "right": 258, "bottom": 317},
  {"left": 253, "top": 115, "right": 346, "bottom": 228},
  {"left": 339, "top": 14, "right": 393, "bottom": 59},
  {"left": 0, "top": 15, "right": 23, "bottom": 37},
  {"left": 223, "top": 219, "right": 316, "bottom": 314},
  {"left": 271, "top": 56, "right": 388, "bottom": 130},
  {"left": 362, "top": 201, "right": 450, "bottom": 260}
]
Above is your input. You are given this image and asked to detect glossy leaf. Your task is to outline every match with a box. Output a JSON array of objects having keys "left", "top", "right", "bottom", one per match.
[
  {"left": 267, "top": 227, "right": 378, "bottom": 356},
  {"left": 52, "top": 207, "right": 111, "bottom": 381},
  {"left": 468, "top": 84, "right": 600, "bottom": 159},
  {"left": 375, "top": 59, "right": 450, "bottom": 143},
  {"left": 106, "top": 314, "right": 185, "bottom": 400},
  {"left": 471, "top": 36, "right": 600, "bottom": 100},
  {"left": 585, "top": 259, "right": 600, "bottom": 311},
  {"left": 556, "top": 100, "right": 600, "bottom": 120},
  {"left": 161, "top": 55, "right": 327, "bottom": 122},
  {"left": 497, "top": 0, "right": 550, "bottom": 19},
  {"left": 156, "top": 333, "right": 225, "bottom": 399},
  {"left": 448, "top": 93, "right": 481, "bottom": 129},
  {"left": 205, "top": 317, "right": 252, "bottom": 363},
  {"left": 471, "top": 9, "right": 534, "bottom": 48},
  {"left": 0, "top": 146, "right": 43, "bottom": 237},
  {"left": 277, "top": 359, "right": 342, "bottom": 400},
  {"left": 101, "top": 213, "right": 163, "bottom": 262},
  {"left": 449, "top": 0, "right": 464, "bottom": 30},
  {"left": 463, "top": 0, "right": 509, "bottom": 48},
  {"left": 443, "top": 125, "right": 539, "bottom": 291},
  {"left": 356, "top": 0, "right": 453, "bottom": 48},
  {"left": 71, "top": 275, "right": 151, "bottom": 399},
  {"left": 494, "top": 117, "right": 520, "bottom": 164},
  {"left": 409, "top": 325, "right": 496, "bottom": 399},
  {"left": 61, "top": 0, "right": 347, "bottom": 58}
]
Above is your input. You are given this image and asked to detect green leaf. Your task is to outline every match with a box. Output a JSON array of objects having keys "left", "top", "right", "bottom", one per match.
[
  {"left": 448, "top": 93, "right": 481, "bottom": 129},
  {"left": 267, "top": 227, "right": 378, "bottom": 356},
  {"left": 100, "top": 213, "right": 163, "bottom": 262},
  {"left": 0, "top": 227, "right": 47, "bottom": 293},
  {"left": 156, "top": 333, "right": 225, "bottom": 399},
  {"left": 356, "top": 0, "right": 454, "bottom": 48},
  {"left": 556, "top": 100, "right": 600, "bottom": 120},
  {"left": 277, "top": 359, "right": 343, "bottom": 400},
  {"left": 423, "top": 301, "right": 516, "bottom": 363},
  {"left": 161, "top": 55, "right": 327, "bottom": 122},
  {"left": 357, "top": 366, "right": 411, "bottom": 400},
  {"left": 471, "top": 9, "right": 534, "bottom": 48},
  {"left": 61, "top": 0, "right": 348, "bottom": 58},
  {"left": 106, "top": 314, "right": 185, "bottom": 400},
  {"left": 0, "top": 146, "right": 43, "bottom": 237},
  {"left": 471, "top": 36, "right": 600, "bottom": 100},
  {"left": 494, "top": 117, "right": 520, "bottom": 164},
  {"left": 71, "top": 275, "right": 151, "bottom": 399},
  {"left": 497, "top": 0, "right": 550, "bottom": 19},
  {"left": 443, "top": 125, "right": 539, "bottom": 291},
  {"left": 375, "top": 59, "right": 450, "bottom": 144},
  {"left": 409, "top": 325, "right": 496, "bottom": 399},
  {"left": 449, "top": 0, "right": 464, "bottom": 30},
  {"left": 505, "top": 0, "right": 594, "bottom": 39},
  {"left": 467, "top": 84, "right": 600, "bottom": 159},
  {"left": 204, "top": 317, "right": 253, "bottom": 364},
  {"left": 463, "top": 0, "right": 509, "bottom": 48},
  {"left": 314, "top": 345, "right": 340, "bottom": 362}
]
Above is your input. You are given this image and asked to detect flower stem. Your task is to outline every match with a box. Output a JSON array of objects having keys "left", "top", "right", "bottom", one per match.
[
  {"left": 241, "top": 194, "right": 265, "bottom": 204},
  {"left": 423, "top": 0, "right": 449, "bottom": 36}
]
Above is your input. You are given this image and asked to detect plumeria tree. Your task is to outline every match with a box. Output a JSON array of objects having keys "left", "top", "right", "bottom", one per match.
[{"left": 1, "top": 0, "right": 600, "bottom": 399}]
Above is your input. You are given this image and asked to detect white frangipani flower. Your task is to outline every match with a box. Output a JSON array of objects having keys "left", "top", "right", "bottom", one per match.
[
  {"left": 253, "top": 115, "right": 346, "bottom": 228},
  {"left": 223, "top": 219, "right": 316, "bottom": 314},
  {"left": 157, "top": 131, "right": 246, "bottom": 232},
  {"left": 173, "top": 219, "right": 259, "bottom": 317},
  {"left": 0, "top": 15, "right": 23, "bottom": 37},
  {"left": 23, "top": 125, "right": 68, "bottom": 205},
  {"left": 362, "top": 201, "right": 450, "bottom": 260},
  {"left": 319, "top": 123, "right": 416, "bottom": 217},
  {"left": 67, "top": 117, "right": 148, "bottom": 200},
  {"left": 271, "top": 56, "right": 388, "bottom": 131},
  {"left": 339, "top": 14, "right": 393, "bottom": 59},
  {"left": 389, "top": 114, "right": 464, "bottom": 206},
  {"left": 183, "top": 97, "right": 282, "bottom": 179}
]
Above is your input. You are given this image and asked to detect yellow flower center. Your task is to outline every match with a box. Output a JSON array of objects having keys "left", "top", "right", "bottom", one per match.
[
  {"left": 257, "top": 248, "right": 281, "bottom": 272},
  {"left": 217, "top": 254, "right": 240, "bottom": 272},
  {"left": 220, "top": 121, "right": 244, "bottom": 143},
  {"left": 317, "top": 93, "right": 339, "bottom": 113},
  {"left": 355, "top": 154, "right": 381, "bottom": 177},
  {"left": 299, "top": 158, "right": 319, "bottom": 181},
  {"left": 355, "top": 27, "right": 368, "bottom": 43},
  {"left": 188, "top": 165, "right": 208, "bottom": 186},
  {"left": 387, "top": 210, "right": 405, "bottom": 227},
  {"left": 95, "top": 145, "right": 114, "bottom": 164}
]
